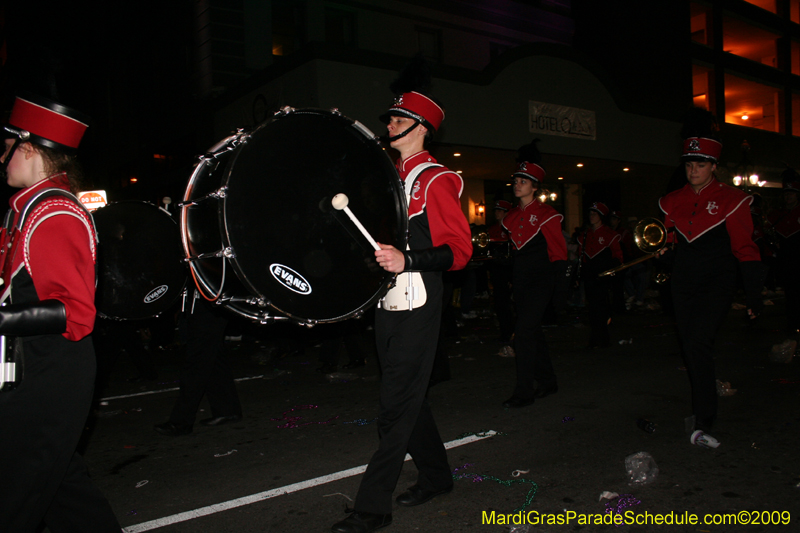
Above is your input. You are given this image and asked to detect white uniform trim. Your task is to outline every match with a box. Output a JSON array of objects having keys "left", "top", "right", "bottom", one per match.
[
  {"left": 508, "top": 212, "right": 563, "bottom": 250},
  {"left": 659, "top": 194, "right": 752, "bottom": 243}
]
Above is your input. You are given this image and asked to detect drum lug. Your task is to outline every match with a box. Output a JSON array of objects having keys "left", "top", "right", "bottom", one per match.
[{"left": 223, "top": 247, "right": 235, "bottom": 259}]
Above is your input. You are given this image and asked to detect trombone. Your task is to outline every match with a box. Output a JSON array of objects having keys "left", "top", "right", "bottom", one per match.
[{"left": 598, "top": 217, "right": 667, "bottom": 278}]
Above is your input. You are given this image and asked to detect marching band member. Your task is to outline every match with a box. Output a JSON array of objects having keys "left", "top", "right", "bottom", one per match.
[
  {"left": 766, "top": 176, "right": 800, "bottom": 334},
  {"left": 500, "top": 142, "right": 567, "bottom": 408},
  {"left": 577, "top": 202, "right": 623, "bottom": 348},
  {"left": 332, "top": 67, "right": 472, "bottom": 533},
  {"left": 658, "top": 110, "right": 763, "bottom": 437},
  {"left": 0, "top": 95, "right": 120, "bottom": 531}
]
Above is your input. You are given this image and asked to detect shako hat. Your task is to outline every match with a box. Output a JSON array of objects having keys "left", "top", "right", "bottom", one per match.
[
  {"left": 4, "top": 94, "right": 90, "bottom": 154},
  {"left": 494, "top": 200, "right": 513, "bottom": 211},
  {"left": 589, "top": 202, "right": 610, "bottom": 217},
  {"left": 379, "top": 54, "right": 444, "bottom": 132},
  {"left": 512, "top": 140, "right": 545, "bottom": 183},
  {"left": 680, "top": 107, "right": 722, "bottom": 163},
  {"left": 380, "top": 91, "right": 444, "bottom": 132}
]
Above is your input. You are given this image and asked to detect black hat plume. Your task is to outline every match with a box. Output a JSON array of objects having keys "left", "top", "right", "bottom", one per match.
[
  {"left": 516, "top": 139, "right": 543, "bottom": 165},
  {"left": 389, "top": 53, "right": 433, "bottom": 97},
  {"left": 680, "top": 107, "right": 719, "bottom": 140}
]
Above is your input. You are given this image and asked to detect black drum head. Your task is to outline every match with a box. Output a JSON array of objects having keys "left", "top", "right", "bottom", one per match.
[
  {"left": 94, "top": 201, "right": 187, "bottom": 320},
  {"left": 221, "top": 109, "right": 406, "bottom": 323}
]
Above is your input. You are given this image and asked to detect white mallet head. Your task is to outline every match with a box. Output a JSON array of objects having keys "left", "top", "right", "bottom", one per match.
[{"left": 331, "top": 193, "right": 349, "bottom": 211}]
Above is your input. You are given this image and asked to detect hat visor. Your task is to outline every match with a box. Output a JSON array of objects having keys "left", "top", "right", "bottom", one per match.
[{"left": 681, "top": 154, "right": 718, "bottom": 163}]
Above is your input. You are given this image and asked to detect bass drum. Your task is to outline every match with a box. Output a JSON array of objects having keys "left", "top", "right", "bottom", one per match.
[
  {"left": 94, "top": 201, "right": 187, "bottom": 320},
  {"left": 181, "top": 107, "right": 407, "bottom": 325}
]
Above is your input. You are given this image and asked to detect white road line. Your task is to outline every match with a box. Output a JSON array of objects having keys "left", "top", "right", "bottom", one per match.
[
  {"left": 98, "top": 375, "right": 265, "bottom": 402},
  {"left": 122, "top": 430, "right": 497, "bottom": 532}
]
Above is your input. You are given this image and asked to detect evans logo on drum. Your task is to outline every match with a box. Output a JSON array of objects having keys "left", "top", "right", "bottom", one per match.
[
  {"left": 144, "top": 285, "right": 169, "bottom": 304},
  {"left": 270, "top": 264, "right": 312, "bottom": 295}
]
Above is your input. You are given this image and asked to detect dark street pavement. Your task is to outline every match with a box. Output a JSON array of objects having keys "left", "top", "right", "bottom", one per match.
[{"left": 80, "top": 288, "right": 800, "bottom": 533}]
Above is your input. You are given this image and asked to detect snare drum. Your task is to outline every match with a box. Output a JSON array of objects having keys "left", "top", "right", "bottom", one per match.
[
  {"left": 94, "top": 201, "right": 187, "bottom": 320},
  {"left": 181, "top": 107, "right": 407, "bottom": 324}
]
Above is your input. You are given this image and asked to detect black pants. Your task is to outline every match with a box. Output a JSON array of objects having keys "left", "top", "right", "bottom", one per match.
[
  {"left": 585, "top": 276, "right": 612, "bottom": 347},
  {"left": 671, "top": 268, "right": 734, "bottom": 426},
  {"left": 354, "top": 280, "right": 451, "bottom": 515},
  {"left": 510, "top": 254, "right": 557, "bottom": 398},
  {"left": 0, "top": 336, "right": 119, "bottom": 532},
  {"left": 169, "top": 300, "right": 242, "bottom": 425},
  {"left": 488, "top": 262, "right": 514, "bottom": 344}
]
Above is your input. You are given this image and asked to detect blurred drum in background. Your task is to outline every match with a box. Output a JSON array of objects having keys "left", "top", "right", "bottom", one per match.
[{"left": 93, "top": 201, "right": 187, "bottom": 320}]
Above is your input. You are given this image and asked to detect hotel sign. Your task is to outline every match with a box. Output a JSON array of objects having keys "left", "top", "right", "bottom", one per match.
[{"left": 529, "top": 101, "right": 596, "bottom": 140}]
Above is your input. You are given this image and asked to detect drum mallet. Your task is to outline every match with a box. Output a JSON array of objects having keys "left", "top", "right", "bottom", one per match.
[{"left": 331, "top": 194, "right": 380, "bottom": 251}]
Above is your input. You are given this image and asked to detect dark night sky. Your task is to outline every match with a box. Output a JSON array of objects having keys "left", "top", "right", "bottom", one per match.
[{"left": 2, "top": 1, "right": 197, "bottom": 204}]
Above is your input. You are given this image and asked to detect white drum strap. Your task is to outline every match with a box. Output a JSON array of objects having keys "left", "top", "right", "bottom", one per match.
[{"left": 380, "top": 163, "right": 441, "bottom": 311}]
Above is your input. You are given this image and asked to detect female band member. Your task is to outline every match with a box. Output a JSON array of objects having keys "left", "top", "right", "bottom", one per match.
[
  {"left": 659, "top": 111, "right": 763, "bottom": 436},
  {"left": 0, "top": 95, "right": 120, "bottom": 531}
]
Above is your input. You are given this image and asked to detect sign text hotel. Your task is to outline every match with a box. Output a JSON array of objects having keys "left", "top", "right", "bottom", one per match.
[{"left": 529, "top": 101, "right": 596, "bottom": 140}]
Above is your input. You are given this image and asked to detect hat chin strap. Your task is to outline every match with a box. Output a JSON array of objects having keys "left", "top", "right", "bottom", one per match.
[{"left": 380, "top": 120, "right": 421, "bottom": 144}]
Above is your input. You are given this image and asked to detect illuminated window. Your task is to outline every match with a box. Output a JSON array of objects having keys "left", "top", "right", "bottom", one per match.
[
  {"left": 792, "top": 0, "right": 800, "bottom": 24},
  {"left": 724, "top": 73, "right": 783, "bottom": 133},
  {"left": 723, "top": 14, "right": 780, "bottom": 68},
  {"left": 692, "top": 64, "right": 713, "bottom": 110},
  {"left": 690, "top": 3, "right": 712, "bottom": 46},
  {"left": 793, "top": 40, "right": 800, "bottom": 75},
  {"left": 743, "top": 0, "right": 777, "bottom": 14}
]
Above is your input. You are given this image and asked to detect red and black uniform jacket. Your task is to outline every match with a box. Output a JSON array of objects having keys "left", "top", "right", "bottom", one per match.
[
  {"left": 577, "top": 224, "right": 623, "bottom": 279},
  {"left": 502, "top": 199, "right": 567, "bottom": 265},
  {"left": 399, "top": 151, "right": 472, "bottom": 270},
  {"left": 0, "top": 173, "right": 97, "bottom": 341},
  {"left": 659, "top": 179, "right": 763, "bottom": 309}
]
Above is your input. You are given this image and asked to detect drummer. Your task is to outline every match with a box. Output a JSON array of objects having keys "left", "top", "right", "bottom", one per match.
[
  {"left": 331, "top": 72, "right": 472, "bottom": 532},
  {"left": 0, "top": 95, "right": 120, "bottom": 531}
]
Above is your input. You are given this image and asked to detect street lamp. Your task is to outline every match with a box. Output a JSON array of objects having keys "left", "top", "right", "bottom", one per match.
[{"left": 732, "top": 140, "right": 760, "bottom": 192}]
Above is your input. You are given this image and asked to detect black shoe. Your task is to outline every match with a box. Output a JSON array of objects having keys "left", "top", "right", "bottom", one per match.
[
  {"left": 154, "top": 422, "right": 192, "bottom": 436},
  {"left": 331, "top": 511, "right": 392, "bottom": 533},
  {"left": 502, "top": 396, "right": 535, "bottom": 408},
  {"left": 396, "top": 484, "right": 453, "bottom": 507},
  {"left": 342, "top": 360, "right": 366, "bottom": 370},
  {"left": 316, "top": 363, "right": 338, "bottom": 374},
  {"left": 200, "top": 414, "right": 243, "bottom": 426},
  {"left": 533, "top": 382, "right": 558, "bottom": 399}
]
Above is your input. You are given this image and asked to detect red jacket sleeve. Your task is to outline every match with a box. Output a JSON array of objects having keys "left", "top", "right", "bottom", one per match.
[
  {"left": 726, "top": 199, "right": 761, "bottom": 262},
  {"left": 542, "top": 215, "right": 568, "bottom": 262},
  {"left": 27, "top": 213, "right": 97, "bottom": 341},
  {"left": 424, "top": 171, "right": 473, "bottom": 271}
]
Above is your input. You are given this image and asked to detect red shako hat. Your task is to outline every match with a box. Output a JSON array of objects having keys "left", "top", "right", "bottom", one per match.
[
  {"left": 513, "top": 161, "right": 546, "bottom": 183},
  {"left": 590, "top": 202, "right": 610, "bottom": 217},
  {"left": 494, "top": 200, "right": 513, "bottom": 211},
  {"left": 380, "top": 91, "right": 444, "bottom": 132},
  {"left": 682, "top": 137, "right": 722, "bottom": 163},
  {"left": 784, "top": 180, "right": 800, "bottom": 193},
  {"left": 4, "top": 95, "right": 90, "bottom": 154}
]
